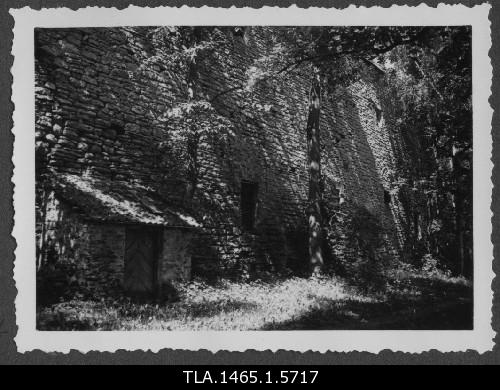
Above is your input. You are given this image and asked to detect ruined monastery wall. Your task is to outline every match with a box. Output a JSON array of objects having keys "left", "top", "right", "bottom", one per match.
[{"left": 35, "top": 27, "right": 409, "bottom": 279}]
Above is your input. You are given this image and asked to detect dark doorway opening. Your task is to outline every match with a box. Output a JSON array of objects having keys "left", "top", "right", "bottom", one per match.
[
  {"left": 124, "top": 226, "right": 161, "bottom": 298},
  {"left": 241, "top": 181, "right": 258, "bottom": 231}
]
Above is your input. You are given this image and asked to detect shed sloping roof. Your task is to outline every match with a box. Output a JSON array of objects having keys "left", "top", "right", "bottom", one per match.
[{"left": 51, "top": 173, "right": 200, "bottom": 228}]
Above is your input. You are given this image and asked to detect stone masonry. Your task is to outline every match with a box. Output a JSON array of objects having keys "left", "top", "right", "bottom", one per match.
[{"left": 35, "top": 27, "right": 411, "bottom": 286}]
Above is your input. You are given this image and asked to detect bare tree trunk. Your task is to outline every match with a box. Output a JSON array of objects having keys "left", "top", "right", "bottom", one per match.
[
  {"left": 306, "top": 76, "right": 323, "bottom": 275},
  {"left": 37, "top": 184, "right": 49, "bottom": 271},
  {"left": 454, "top": 185, "right": 466, "bottom": 276},
  {"left": 184, "top": 129, "right": 200, "bottom": 206},
  {"left": 183, "top": 27, "right": 202, "bottom": 207},
  {"left": 457, "top": 212, "right": 465, "bottom": 275},
  {"left": 452, "top": 147, "right": 466, "bottom": 276}
]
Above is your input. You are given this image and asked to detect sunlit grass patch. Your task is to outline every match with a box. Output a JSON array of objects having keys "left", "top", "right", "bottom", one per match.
[
  {"left": 37, "top": 270, "right": 472, "bottom": 331},
  {"left": 37, "top": 275, "right": 365, "bottom": 330}
]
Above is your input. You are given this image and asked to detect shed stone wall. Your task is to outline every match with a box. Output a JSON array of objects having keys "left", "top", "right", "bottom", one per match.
[{"left": 37, "top": 193, "right": 193, "bottom": 298}]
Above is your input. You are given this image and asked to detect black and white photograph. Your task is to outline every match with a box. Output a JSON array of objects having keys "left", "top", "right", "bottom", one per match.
[
  {"left": 33, "top": 23, "right": 475, "bottom": 331},
  {"left": 9, "top": 4, "right": 494, "bottom": 354}
]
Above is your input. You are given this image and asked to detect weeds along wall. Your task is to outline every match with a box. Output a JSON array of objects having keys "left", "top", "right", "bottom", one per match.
[{"left": 35, "top": 27, "right": 412, "bottom": 280}]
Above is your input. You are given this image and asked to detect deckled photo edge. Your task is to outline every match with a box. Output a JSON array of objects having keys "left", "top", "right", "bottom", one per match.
[{"left": 10, "top": 4, "right": 494, "bottom": 353}]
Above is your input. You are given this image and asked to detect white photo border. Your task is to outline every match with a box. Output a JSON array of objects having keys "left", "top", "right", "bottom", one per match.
[{"left": 11, "top": 4, "right": 494, "bottom": 353}]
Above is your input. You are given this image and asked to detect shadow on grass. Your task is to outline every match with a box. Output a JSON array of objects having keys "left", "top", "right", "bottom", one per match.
[
  {"left": 262, "top": 275, "right": 473, "bottom": 331},
  {"left": 37, "top": 272, "right": 473, "bottom": 331},
  {"left": 261, "top": 297, "right": 472, "bottom": 330}
]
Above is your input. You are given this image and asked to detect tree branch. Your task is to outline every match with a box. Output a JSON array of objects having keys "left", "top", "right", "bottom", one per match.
[{"left": 209, "top": 30, "right": 426, "bottom": 104}]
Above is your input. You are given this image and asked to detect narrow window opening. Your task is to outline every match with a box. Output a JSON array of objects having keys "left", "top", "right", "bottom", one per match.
[
  {"left": 232, "top": 27, "right": 246, "bottom": 40},
  {"left": 241, "top": 181, "right": 258, "bottom": 231},
  {"left": 375, "top": 106, "right": 383, "bottom": 126},
  {"left": 371, "top": 100, "right": 383, "bottom": 126},
  {"left": 384, "top": 189, "right": 392, "bottom": 205}
]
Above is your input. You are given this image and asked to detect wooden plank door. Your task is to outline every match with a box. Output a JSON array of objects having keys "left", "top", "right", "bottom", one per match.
[{"left": 124, "top": 227, "right": 160, "bottom": 297}]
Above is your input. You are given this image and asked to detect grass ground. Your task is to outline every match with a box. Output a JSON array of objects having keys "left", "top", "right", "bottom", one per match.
[{"left": 37, "top": 267, "right": 472, "bottom": 331}]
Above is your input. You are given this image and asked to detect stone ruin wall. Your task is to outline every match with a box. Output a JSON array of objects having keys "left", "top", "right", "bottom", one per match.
[{"left": 35, "top": 27, "right": 410, "bottom": 279}]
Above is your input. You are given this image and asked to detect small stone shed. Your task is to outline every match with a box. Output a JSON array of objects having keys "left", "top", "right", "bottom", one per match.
[{"left": 38, "top": 172, "right": 199, "bottom": 297}]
